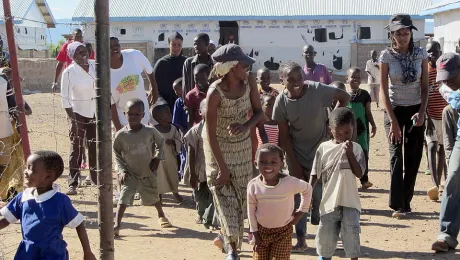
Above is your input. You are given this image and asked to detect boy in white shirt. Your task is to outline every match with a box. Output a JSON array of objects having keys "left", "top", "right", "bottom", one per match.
[
  {"left": 365, "top": 50, "right": 380, "bottom": 109},
  {"left": 310, "top": 108, "right": 366, "bottom": 260}
]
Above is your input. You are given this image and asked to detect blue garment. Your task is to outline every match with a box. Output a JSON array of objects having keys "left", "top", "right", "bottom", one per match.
[
  {"left": 172, "top": 98, "right": 188, "bottom": 132},
  {"left": 0, "top": 185, "right": 83, "bottom": 260}
]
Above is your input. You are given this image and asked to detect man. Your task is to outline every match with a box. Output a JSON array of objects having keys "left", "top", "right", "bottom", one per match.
[
  {"left": 0, "top": 36, "right": 11, "bottom": 68},
  {"left": 182, "top": 33, "right": 213, "bottom": 98},
  {"left": 301, "top": 45, "right": 333, "bottom": 84},
  {"left": 152, "top": 32, "right": 187, "bottom": 111},
  {"left": 365, "top": 50, "right": 381, "bottom": 108},
  {"left": 431, "top": 52, "right": 460, "bottom": 253},
  {"left": 52, "top": 28, "right": 95, "bottom": 92}
]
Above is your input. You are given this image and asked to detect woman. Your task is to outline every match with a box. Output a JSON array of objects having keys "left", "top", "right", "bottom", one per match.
[
  {"left": 380, "top": 14, "right": 428, "bottom": 218},
  {"left": 0, "top": 67, "right": 25, "bottom": 201},
  {"left": 61, "top": 42, "right": 97, "bottom": 195},
  {"left": 203, "top": 44, "right": 263, "bottom": 260}
]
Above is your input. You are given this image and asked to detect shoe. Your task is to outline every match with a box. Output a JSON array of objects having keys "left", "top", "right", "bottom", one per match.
[
  {"left": 427, "top": 186, "right": 439, "bottom": 201},
  {"left": 392, "top": 210, "right": 405, "bottom": 219},
  {"left": 225, "top": 252, "right": 239, "bottom": 260},
  {"left": 432, "top": 240, "right": 450, "bottom": 252},
  {"left": 66, "top": 186, "right": 77, "bottom": 196},
  {"left": 85, "top": 175, "right": 92, "bottom": 186},
  {"left": 425, "top": 169, "right": 431, "bottom": 175},
  {"left": 336, "top": 240, "right": 344, "bottom": 250},
  {"left": 361, "top": 181, "right": 373, "bottom": 190},
  {"left": 134, "top": 193, "right": 140, "bottom": 200}
]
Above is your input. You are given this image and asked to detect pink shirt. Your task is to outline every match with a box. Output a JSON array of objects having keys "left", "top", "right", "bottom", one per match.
[
  {"left": 247, "top": 175, "right": 312, "bottom": 232},
  {"left": 302, "top": 63, "right": 332, "bottom": 85}
]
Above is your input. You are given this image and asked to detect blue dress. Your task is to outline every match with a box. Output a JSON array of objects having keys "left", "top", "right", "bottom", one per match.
[
  {"left": 172, "top": 98, "right": 188, "bottom": 179},
  {"left": 0, "top": 185, "right": 84, "bottom": 260}
]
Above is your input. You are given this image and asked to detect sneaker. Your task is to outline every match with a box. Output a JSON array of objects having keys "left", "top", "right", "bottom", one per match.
[
  {"left": 425, "top": 169, "right": 431, "bottom": 175},
  {"left": 432, "top": 240, "right": 450, "bottom": 252},
  {"left": 361, "top": 182, "right": 373, "bottom": 190},
  {"left": 85, "top": 175, "right": 92, "bottom": 186},
  {"left": 392, "top": 210, "right": 405, "bottom": 219},
  {"left": 336, "top": 240, "right": 344, "bottom": 250},
  {"left": 427, "top": 186, "right": 439, "bottom": 201},
  {"left": 66, "top": 186, "right": 78, "bottom": 196}
]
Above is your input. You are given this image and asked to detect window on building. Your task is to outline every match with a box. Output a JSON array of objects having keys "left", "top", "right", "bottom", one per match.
[
  {"left": 358, "top": 27, "right": 371, "bottom": 40},
  {"left": 120, "top": 29, "right": 126, "bottom": 35},
  {"left": 25, "top": 28, "right": 28, "bottom": 34},
  {"left": 314, "top": 28, "right": 327, "bottom": 43}
]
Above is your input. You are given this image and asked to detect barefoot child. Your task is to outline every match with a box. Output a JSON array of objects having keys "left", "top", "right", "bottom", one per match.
[
  {"left": 273, "top": 62, "right": 350, "bottom": 252},
  {"left": 365, "top": 50, "right": 380, "bottom": 108},
  {"left": 113, "top": 99, "right": 172, "bottom": 236},
  {"left": 0, "top": 151, "right": 96, "bottom": 259},
  {"left": 248, "top": 144, "right": 312, "bottom": 260},
  {"left": 346, "top": 67, "right": 377, "bottom": 190},
  {"left": 184, "top": 99, "right": 215, "bottom": 228},
  {"left": 310, "top": 108, "right": 366, "bottom": 260},
  {"left": 153, "top": 104, "right": 183, "bottom": 203}
]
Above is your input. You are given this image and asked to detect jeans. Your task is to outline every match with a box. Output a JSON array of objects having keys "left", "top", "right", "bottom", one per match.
[
  {"left": 438, "top": 140, "right": 460, "bottom": 248},
  {"left": 68, "top": 113, "right": 97, "bottom": 188},
  {"left": 384, "top": 105, "right": 425, "bottom": 211},
  {"left": 294, "top": 182, "right": 322, "bottom": 239}
]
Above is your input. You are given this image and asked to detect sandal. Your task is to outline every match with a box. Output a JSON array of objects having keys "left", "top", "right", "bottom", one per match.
[
  {"left": 225, "top": 252, "right": 239, "bottom": 260},
  {"left": 291, "top": 244, "right": 308, "bottom": 253},
  {"left": 214, "top": 233, "right": 227, "bottom": 253},
  {"left": 158, "top": 217, "right": 172, "bottom": 228}
]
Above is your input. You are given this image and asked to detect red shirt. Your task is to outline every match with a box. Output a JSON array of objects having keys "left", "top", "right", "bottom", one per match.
[
  {"left": 184, "top": 86, "right": 206, "bottom": 125},
  {"left": 427, "top": 66, "right": 448, "bottom": 120},
  {"left": 56, "top": 41, "right": 95, "bottom": 68}
]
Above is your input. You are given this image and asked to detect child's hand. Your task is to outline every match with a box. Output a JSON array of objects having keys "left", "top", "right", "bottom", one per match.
[
  {"left": 371, "top": 125, "right": 377, "bottom": 138},
  {"left": 290, "top": 211, "right": 304, "bottom": 225},
  {"left": 342, "top": 141, "right": 354, "bottom": 157},
  {"left": 252, "top": 232, "right": 262, "bottom": 252},
  {"left": 83, "top": 251, "right": 97, "bottom": 260},
  {"left": 426, "top": 117, "right": 435, "bottom": 136},
  {"left": 149, "top": 158, "right": 161, "bottom": 173},
  {"left": 165, "top": 139, "right": 174, "bottom": 146}
]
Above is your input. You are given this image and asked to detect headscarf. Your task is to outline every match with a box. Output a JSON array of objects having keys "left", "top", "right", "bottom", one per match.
[
  {"left": 209, "top": 61, "right": 238, "bottom": 79},
  {"left": 67, "top": 42, "right": 85, "bottom": 61}
]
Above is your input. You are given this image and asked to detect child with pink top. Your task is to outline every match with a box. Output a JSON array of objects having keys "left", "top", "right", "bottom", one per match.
[{"left": 248, "top": 144, "right": 313, "bottom": 260}]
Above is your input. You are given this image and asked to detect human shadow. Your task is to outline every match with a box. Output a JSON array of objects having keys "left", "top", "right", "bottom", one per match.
[
  {"left": 358, "top": 245, "right": 459, "bottom": 259},
  {"left": 362, "top": 208, "right": 439, "bottom": 220},
  {"left": 139, "top": 226, "right": 217, "bottom": 241},
  {"left": 360, "top": 222, "right": 410, "bottom": 229}
]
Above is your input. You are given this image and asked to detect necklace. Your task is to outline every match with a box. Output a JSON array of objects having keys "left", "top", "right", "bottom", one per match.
[{"left": 349, "top": 89, "right": 361, "bottom": 101}]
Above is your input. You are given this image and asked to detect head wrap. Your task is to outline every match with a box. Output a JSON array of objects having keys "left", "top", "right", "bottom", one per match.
[
  {"left": 210, "top": 61, "right": 238, "bottom": 79},
  {"left": 67, "top": 42, "right": 85, "bottom": 61}
]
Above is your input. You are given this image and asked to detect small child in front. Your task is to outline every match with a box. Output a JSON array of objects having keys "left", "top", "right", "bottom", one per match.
[
  {"left": 310, "top": 108, "right": 366, "bottom": 260},
  {"left": 248, "top": 144, "right": 312, "bottom": 260},
  {"left": 0, "top": 150, "right": 96, "bottom": 260},
  {"left": 113, "top": 98, "right": 172, "bottom": 237}
]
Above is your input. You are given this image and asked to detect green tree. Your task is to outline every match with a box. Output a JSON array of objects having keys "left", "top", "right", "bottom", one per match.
[{"left": 47, "top": 39, "right": 65, "bottom": 58}]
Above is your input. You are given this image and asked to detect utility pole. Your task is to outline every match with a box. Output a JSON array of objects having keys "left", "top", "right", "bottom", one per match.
[
  {"left": 2, "top": 0, "right": 31, "bottom": 158},
  {"left": 94, "top": 0, "right": 114, "bottom": 259}
]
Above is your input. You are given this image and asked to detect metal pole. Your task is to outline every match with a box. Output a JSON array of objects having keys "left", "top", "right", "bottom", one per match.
[
  {"left": 2, "top": 0, "right": 31, "bottom": 158},
  {"left": 94, "top": 0, "right": 114, "bottom": 259}
]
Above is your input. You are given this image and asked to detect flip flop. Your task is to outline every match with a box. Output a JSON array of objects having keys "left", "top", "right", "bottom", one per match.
[
  {"left": 158, "top": 217, "right": 172, "bottom": 228},
  {"left": 291, "top": 244, "right": 308, "bottom": 253}
]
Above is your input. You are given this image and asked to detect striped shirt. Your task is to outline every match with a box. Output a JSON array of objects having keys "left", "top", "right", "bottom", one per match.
[
  {"left": 427, "top": 66, "right": 448, "bottom": 120},
  {"left": 256, "top": 124, "right": 279, "bottom": 148}
]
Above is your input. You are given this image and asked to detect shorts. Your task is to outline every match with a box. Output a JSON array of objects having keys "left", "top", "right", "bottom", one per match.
[
  {"left": 0, "top": 135, "right": 13, "bottom": 165},
  {"left": 316, "top": 206, "right": 361, "bottom": 258},
  {"left": 369, "top": 84, "right": 380, "bottom": 102},
  {"left": 425, "top": 119, "right": 444, "bottom": 145},
  {"left": 118, "top": 174, "right": 160, "bottom": 206}
]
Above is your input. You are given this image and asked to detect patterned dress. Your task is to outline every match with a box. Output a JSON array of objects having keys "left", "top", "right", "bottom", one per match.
[{"left": 202, "top": 82, "right": 253, "bottom": 249}]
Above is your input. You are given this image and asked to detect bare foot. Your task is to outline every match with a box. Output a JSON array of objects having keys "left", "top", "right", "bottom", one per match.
[
  {"left": 114, "top": 226, "right": 120, "bottom": 237},
  {"left": 173, "top": 193, "right": 183, "bottom": 203}
]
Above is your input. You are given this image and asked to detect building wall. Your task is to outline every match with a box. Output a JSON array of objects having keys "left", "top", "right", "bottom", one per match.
[
  {"left": 81, "top": 19, "right": 425, "bottom": 73},
  {"left": 433, "top": 10, "right": 460, "bottom": 53},
  {"left": 17, "top": 58, "right": 56, "bottom": 92}
]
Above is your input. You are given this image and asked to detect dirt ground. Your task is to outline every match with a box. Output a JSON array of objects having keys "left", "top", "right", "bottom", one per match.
[{"left": 1, "top": 86, "right": 460, "bottom": 260}]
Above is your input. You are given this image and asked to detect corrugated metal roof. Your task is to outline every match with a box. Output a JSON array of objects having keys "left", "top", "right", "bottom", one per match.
[
  {"left": 73, "top": 0, "right": 432, "bottom": 22},
  {"left": 0, "top": 0, "right": 55, "bottom": 28},
  {"left": 420, "top": 0, "right": 460, "bottom": 15}
]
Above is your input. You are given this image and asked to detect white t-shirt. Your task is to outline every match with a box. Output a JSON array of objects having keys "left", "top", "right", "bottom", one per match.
[
  {"left": 365, "top": 59, "right": 380, "bottom": 85},
  {"left": 110, "top": 49, "right": 153, "bottom": 126},
  {"left": 0, "top": 76, "right": 13, "bottom": 139},
  {"left": 311, "top": 140, "right": 366, "bottom": 216}
]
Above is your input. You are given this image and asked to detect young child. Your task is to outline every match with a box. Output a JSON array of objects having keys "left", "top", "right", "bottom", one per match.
[
  {"left": 185, "top": 64, "right": 209, "bottom": 129},
  {"left": 248, "top": 144, "right": 312, "bottom": 260},
  {"left": 153, "top": 104, "right": 183, "bottom": 203},
  {"left": 172, "top": 78, "right": 188, "bottom": 133},
  {"left": 113, "top": 99, "right": 172, "bottom": 236},
  {"left": 346, "top": 67, "right": 377, "bottom": 190},
  {"left": 256, "top": 93, "right": 279, "bottom": 148},
  {"left": 327, "top": 81, "right": 347, "bottom": 141},
  {"left": 273, "top": 62, "right": 350, "bottom": 252},
  {"left": 184, "top": 99, "right": 215, "bottom": 228},
  {"left": 257, "top": 67, "right": 279, "bottom": 97},
  {"left": 365, "top": 50, "right": 380, "bottom": 108},
  {"left": 0, "top": 150, "right": 96, "bottom": 260},
  {"left": 310, "top": 108, "right": 366, "bottom": 260}
]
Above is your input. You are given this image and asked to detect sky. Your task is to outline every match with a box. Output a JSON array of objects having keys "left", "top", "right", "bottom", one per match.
[{"left": 47, "top": 0, "right": 79, "bottom": 19}]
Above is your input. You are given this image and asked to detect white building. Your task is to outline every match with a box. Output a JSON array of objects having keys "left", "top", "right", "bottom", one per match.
[
  {"left": 0, "top": 0, "right": 55, "bottom": 51},
  {"left": 73, "top": 0, "right": 431, "bottom": 75},
  {"left": 421, "top": 0, "right": 460, "bottom": 53}
]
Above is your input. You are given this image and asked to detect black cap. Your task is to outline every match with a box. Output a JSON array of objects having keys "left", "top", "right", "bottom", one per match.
[
  {"left": 211, "top": 44, "right": 255, "bottom": 65},
  {"left": 436, "top": 52, "right": 460, "bottom": 82},
  {"left": 384, "top": 14, "right": 418, "bottom": 32}
]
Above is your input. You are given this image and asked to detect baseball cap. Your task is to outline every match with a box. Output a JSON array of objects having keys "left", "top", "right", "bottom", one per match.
[
  {"left": 211, "top": 44, "right": 255, "bottom": 65},
  {"left": 436, "top": 52, "right": 460, "bottom": 82},
  {"left": 384, "top": 14, "right": 418, "bottom": 32}
]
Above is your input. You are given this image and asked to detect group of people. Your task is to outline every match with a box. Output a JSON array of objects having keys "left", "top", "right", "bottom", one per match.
[{"left": 1, "top": 12, "right": 460, "bottom": 260}]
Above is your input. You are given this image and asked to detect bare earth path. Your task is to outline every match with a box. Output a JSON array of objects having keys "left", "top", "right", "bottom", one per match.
[{"left": 1, "top": 90, "right": 459, "bottom": 260}]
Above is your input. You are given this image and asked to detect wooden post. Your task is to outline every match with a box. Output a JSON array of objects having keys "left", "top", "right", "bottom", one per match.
[
  {"left": 94, "top": 0, "right": 114, "bottom": 259},
  {"left": 2, "top": 0, "right": 31, "bottom": 158}
]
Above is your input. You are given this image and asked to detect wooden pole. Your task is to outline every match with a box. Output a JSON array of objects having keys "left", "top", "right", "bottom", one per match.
[
  {"left": 2, "top": 0, "right": 31, "bottom": 158},
  {"left": 94, "top": 0, "right": 114, "bottom": 259}
]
